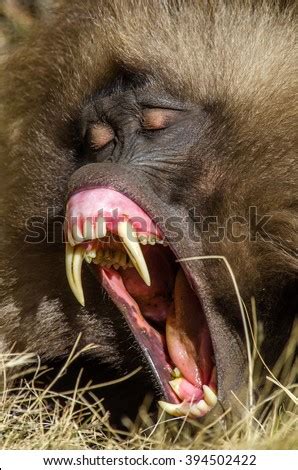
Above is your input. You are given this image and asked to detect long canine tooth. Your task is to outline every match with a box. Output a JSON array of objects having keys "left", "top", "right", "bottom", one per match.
[
  {"left": 118, "top": 221, "right": 151, "bottom": 286},
  {"left": 158, "top": 401, "right": 191, "bottom": 417},
  {"left": 72, "top": 246, "right": 85, "bottom": 306},
  {"left": 65, "top": 244, "right": 85, "bottom": 306},
  {"left": 96, "top": 216, "right": 107, "bottom": 238},
  {"left": 203, "top": 385, "right": 218, "bottom": 407}
]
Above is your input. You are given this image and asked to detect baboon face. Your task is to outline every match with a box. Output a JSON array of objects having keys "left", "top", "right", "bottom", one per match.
[{"left": 0, "top": 1, "right": 296, "bottom": 420}]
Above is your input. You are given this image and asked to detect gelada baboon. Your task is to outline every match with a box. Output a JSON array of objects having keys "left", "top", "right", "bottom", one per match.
[{"left": 0, "top": 0, "right": 297, "bottom": 421}]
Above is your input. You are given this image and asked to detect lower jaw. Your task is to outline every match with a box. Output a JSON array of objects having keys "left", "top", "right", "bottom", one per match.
[{"left": 98, "top": 245, "right": 218, "bottom": 420}]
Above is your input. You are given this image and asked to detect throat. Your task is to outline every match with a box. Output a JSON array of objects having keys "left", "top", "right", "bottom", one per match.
[{"left": 105, "top": 244, "right": 214, "bottom": 400}]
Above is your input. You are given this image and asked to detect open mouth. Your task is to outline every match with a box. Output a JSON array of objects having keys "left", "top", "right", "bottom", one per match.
[{"left": 65, "top": 188, "right": 217, "bottom": 419}]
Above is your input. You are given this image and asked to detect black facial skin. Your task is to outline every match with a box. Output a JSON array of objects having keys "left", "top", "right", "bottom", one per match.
[{"left": 0, "top": 1, "right": 296, "bottom": 425}]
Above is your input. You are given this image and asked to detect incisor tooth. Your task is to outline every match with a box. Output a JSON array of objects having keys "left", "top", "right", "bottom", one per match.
[
  {"left": 118, "top": 221, "right": 151, "bottom": 286},
  {"left": 191, "top": 399, "right": 210, "bottom": 416},
  {"left": 83, "top": 218, "right": 94, "bottom": 240},
  {"left": 72, "top": 223, "right": 83, "bottom": 244},
  {"left": 203, "top": 385, "right": 218, "bottom": 407},
  {"left": 96, "top": 216, "right": 107, "bottom": 238},
  {"left": 65, "top": 244, "right": 85, "bottom": 306}
]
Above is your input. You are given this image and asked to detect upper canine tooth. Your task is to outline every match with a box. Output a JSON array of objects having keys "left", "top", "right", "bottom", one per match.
[
  {"left": 65, "top": 243, "right": 85, "bottom": 306},
  {"left": 118, "top": 221, "right": 151, "bottom": 286},
  {"left": 203, "top": 385, "right": 218, "bottom": 407},
  {"left": 96, "top": 216, "right": 107, "bottom": 238}
]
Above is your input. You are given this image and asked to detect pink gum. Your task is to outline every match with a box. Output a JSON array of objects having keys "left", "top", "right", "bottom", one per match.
[{"left": 66, "top": 188, "right": 161, "bottom": 236}]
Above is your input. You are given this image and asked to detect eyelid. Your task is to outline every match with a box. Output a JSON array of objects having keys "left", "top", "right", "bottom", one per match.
[
  {"left": 88, "top": 122, "right": 114, "bottom": 149},
  {"left": 141, "top": 108, "right": 181, "bottom": 130}
]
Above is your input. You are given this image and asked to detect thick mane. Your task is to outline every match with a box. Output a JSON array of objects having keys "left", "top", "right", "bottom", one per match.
[{"left": 1, "top": 0, "right": 296, "bottom": 273}]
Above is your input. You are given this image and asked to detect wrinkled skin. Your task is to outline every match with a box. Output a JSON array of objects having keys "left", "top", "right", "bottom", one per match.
[{"left": 0, "top": 0, "right": 297, "bottom": 422}]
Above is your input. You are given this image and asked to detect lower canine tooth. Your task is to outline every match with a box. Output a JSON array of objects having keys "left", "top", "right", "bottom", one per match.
[
  {"left": 203, "top": 385, "right": 218, "bottom": 407},
  {"left": 65, "top": 243, "right": 85, "bottom": 306},
  {"left": 158, "top": 401, "right": 191, "bottom": 417}
]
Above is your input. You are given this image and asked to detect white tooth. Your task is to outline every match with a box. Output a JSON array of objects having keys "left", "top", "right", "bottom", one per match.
[
  {"left": 72, "top": 246, "right": 85, "bottom": 306},
  {"left": 96, "top": 216, "right": 107, "bottom": 238},
  {"left": 113, "top": 263, "right": 120, "bottom": 270},
  {"left": 118, "top": 221, "right": 151, "bottom": 286},
  {"left": 65, "top": 243, "right": 85, "bottom": 306},
  {"left": 169, "top": 378, "right": 183, "bottom": 395},
  {"left": 138, "top": 235, "right": 148, "bottom": 245},
  {"left": 84, "top": 254, "right": 92, "bottom": 264},
  {"left": 104, "top": 249, "right": 111, "bottom": 260},
  {"left": 67, "top": 227, "right": 76, "bottom": 246},
  {"left": 83, "top": 218, "right": 95, "bottom": 240},
  {"left": 85, "top": 248, "right": 96, "bottom": 263},
  {"left": 203, "top": 385, "right": 218, "bottom": 407},
  {"left": 158, "top": 401, "right": 191, "bottom": 417},
  {"left": 88, "top": 249, "right": 97, "bottom": 258},
  {"left": 190, "top": 399, "right": 211, "bottom": 417},
  {"left": 172, "top": 367, "right": 182, "bottom": 378},
  {"left": 72, "top": 223, "right": 84, "bottom": 244},
  {"left": 149, "top": 236, "right": 156, "bottom": 245}
]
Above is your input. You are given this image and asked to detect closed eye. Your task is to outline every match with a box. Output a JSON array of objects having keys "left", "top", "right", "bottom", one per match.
[
  {"left": 88, "top": 122, "right": 115, "bottom": 150},
  {"left": 141, "top": 108, "right": 182, "bottom": 131}
]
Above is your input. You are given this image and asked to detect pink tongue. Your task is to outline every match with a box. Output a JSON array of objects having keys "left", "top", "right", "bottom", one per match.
[{"left": 166, "top": 269, "right": 213, "bottom": 388}]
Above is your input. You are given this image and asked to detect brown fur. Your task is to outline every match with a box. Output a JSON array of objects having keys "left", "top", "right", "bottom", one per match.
[{"left": 0, "top": 1, "right": 297, "bottom": 418}]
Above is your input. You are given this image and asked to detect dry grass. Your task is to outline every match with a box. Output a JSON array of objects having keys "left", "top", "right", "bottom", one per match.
[{"left": 0, "top": 319, "right": 297, "bottom": 450}]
